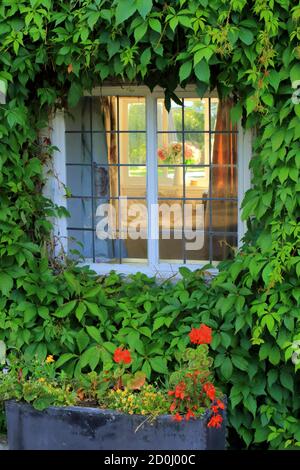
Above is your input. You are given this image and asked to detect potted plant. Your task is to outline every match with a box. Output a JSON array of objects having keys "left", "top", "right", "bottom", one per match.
[{"left": 1, "top": 325, "right": 226, "bottom": 450}]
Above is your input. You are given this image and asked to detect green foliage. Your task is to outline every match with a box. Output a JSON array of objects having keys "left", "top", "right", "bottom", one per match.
[{"left": 0, "top": 0, "right": 299, "bottom": 449}]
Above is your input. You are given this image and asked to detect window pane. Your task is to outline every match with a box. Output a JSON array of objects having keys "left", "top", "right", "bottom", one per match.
[
  {"left": 66, "top": 166, "right": 91, "bottom": 197},
  {"left": 159, "top": 199, "right": 183, "bottom": 262},
  {"left": 211, "top": 98, "right": 237, "bottom": 132},
  {"left": 94, "top": 198, "right": 121, "bottom": 263},
  {"left": 185, "top": 232, "right": 209, "bottom": 263},
  {"left": 121, "top": 199, "right": 147, "bottom": 262},
  {"left": 92, "top": 96, "right": 117, "bottom": 132},
  {"left": 93, "top": 164, "right": 118, "bottom": 198},
  {"left": 65, "top": 97, "right": 91, "bottom": 132},
  {"left": 120, "top": 165, "right": 146, "bottom": 197},
  {"left": 211, "top": 165, "right": 237, "bottom": 198},
  {"left": 119, "top": 97, "right": 146, "bottom": 131},
  {"left": 92, "top": 133, "right": 118, "bottom": 165},
  {"left": 158, "top": 166, "right": 183, "bottom": 198},
  {"left": 157, "top": 134, "right": 183, "bottom": 165},
  {"left": 211, "top": 200, "right": 238, "bottom": 233},
  {"left": 67, "top": 198, "right": 92, "bottom": 228},
  {"left": 185, "top": 166, "right": 209, "bottom": 199},
  {"left": 212, "top": 234, "right": 237, "bottom": 262},
  {"left": 183, "top": 98, "right": 209, "bottom": 131},
  {"left": 119, "top": 132, "right": 146, "bottom": 164},
  {"left": 157, "top": 98, "right": 182, "bottom": 132},
  {"left": 66, "top": 133, "right": 91, "bottom": 164},
  {"left": 184, "top": 134, "right": 207, "bottom": 164}
]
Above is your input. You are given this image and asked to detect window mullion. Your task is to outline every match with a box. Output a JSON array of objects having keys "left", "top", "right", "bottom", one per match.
[{"left": 146, "top": 93, "right": 159, "bottom": 267}]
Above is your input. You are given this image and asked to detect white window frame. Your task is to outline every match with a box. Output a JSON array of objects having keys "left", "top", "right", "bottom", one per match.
[{"left": 49, "top": 85, "right": 252, "bottom": 277}]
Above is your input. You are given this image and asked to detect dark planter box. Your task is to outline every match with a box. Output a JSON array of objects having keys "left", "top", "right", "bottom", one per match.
[{"left": 5, "top": 400, "right": 226, "bottom": 450}]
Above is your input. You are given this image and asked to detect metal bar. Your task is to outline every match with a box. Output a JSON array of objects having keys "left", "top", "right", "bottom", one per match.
[{"left": 90, "top": 97, "right": 96, "bottom": 263}]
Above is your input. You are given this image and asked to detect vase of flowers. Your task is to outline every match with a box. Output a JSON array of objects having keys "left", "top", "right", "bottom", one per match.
[{"left": 157, "top": 142, "right": 196, "bottom": 165}]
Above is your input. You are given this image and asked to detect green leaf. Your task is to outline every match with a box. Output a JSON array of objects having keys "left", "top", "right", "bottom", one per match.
[
  {"left": 54, "top": 300, "right": 77, "bottom": 318},
  {"left": 149, "top": 356, "right": 168, "bottom": 374},
  {"left": 0, "top": 272, "right": 13, "bottom": 296},
  {"left": 194, "top": 59, "right": 210, "bottom": 84},
  {"left": 86, "top": 325, "right": 101, "bottom": 343},
  {"left": 290, "top": 63, "right": 300, "bottom": 84},
  {"left": 153, "top": 317, "right": 166, "bottom": 332},
  {"left": 55, "top": 353, "right": 77, "bottom": 369},
  {"left": 75, "top": 302, "right": 87, "bottom": 322},
  {"left": 115, "top": 1, "right": 137, "bottom": 25},
  {"left": 149, "top": 18, "right": 161, "bottom": 33},
  {"left": 68, "top": 82, "right": 82, "bottom": 108},
  {"left": 269, "top": 347, "right": 281, "bottom": 365},
  {"left": 76, "top": 329, "right": 90, "bottom": 353},
  {"left": 134, "top": 22, "right": 148, "bottom": 42},
  {"left": 179, "top": 61, "right": 192, "bottom": 83},
  {"left": 230, "top": 102, "right": 242, "bottom": 126},
  {"left": 279, "top": 369, "right": 294, "bottom": 393},
  {"left": 244, "top": 394, "right": 257, "bottom": 417},
  {"left": 231, "top": 354, "right": 248, "bottom": 371},
  {"left": 239, "top": 28, "right": 254, "bottom": 45},
  {"left": 271, "top": 130, "right": 285, "bottom": 151},
  {"left": 136, "top": 0, "right": 152, "bottom": 19},
  {"left": 0, "top": 340, "right": 6, "bottom": 365},
  {"left": 220, "top": 357, "right": 233, "bottom": 380}
]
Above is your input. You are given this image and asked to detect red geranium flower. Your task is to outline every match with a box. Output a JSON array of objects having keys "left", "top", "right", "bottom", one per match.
[
  {"left": 173, "top": 413, "right": 183, "bottom": 422},
  {"left": 216, "top": 399, "right": 225, "bottom": 410},
  {"left": 174, "top": 382, "right": 186, "bottom": 400},
  {"left": 189, "top": 324, "right": 212, "bottom": 345},
  {"left": 203, "top": 382, "right": 216, "bottom": 401},
  {"left": 207, "top": 414, "right": 223, "bottom": 428},
  {"left": 185, "top": 409, "right": 195, "bottom": 421},
  {"left": 113, "top": 347, "right": 131, "bottom": 365}
]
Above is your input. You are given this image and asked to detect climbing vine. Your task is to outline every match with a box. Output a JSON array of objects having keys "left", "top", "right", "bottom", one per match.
[{"left": 0, "top": 0, "right": 300, "bottom": 448}]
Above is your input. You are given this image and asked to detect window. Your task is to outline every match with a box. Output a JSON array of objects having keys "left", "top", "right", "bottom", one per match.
[{"left": 51, "top": 86, "right": 251, "bottom": 276}]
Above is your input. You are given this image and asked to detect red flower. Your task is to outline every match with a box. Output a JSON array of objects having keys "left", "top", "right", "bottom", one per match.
[
  {"left": 170, "top": 401, "right": 177, "bottom": 412},
  {"left": 158, "top": 148, "right": 167, "bottom": 160},
  {"left": 113, "top": 347, "right": 131, "bottom": 365},
  {"left": 189, "top": 324, "right": 212, "bottom": 345},
  {"left": 207, "top": 414, "right": 223, "bottom": 428},
  {"left": 216, "top": 399, "right": 225, "bottom": 410},
  {"left": 173, "top": 413, "right": 183, "bottom": 422},
  {"left": 185, "top": 409, "right": 195, "bottom": 421},
  {"left": 174, "top": 382, "right": 186, "bottom": 400},
  {"left": 203, "top": 382, "right": 216, "bottom": 401},
  {"left": 211, "top": 405, "right": 219, "bottom": 414}
]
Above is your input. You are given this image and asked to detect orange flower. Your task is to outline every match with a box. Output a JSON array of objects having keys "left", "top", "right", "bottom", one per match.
[
  {"left": 189, "top": 324, "right": 212, "bottom": 345},
  {"left": 173, "top": 413, "right": 183, "bottom": 422},
  {"left": 113, "top": 347, "right": 131, "bottom": 365},
  {"left": 203, "top": 382, "right": 216, "bottom": 401},
  {"left": 46, "top": 355, "right": 55, "bottom": 363},
  {"left": 207, "top": 414, "right": 223, "bottom": 428}
]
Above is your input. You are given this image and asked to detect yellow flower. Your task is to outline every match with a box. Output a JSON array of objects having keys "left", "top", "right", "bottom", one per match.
[
  {"left": 38, "top": 378, "right": 46, "bottom": 383},
  {"left": 46, "top": 355, "right": 55, "bottom": 363}
]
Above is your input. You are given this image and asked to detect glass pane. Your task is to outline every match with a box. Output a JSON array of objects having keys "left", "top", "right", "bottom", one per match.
[
  {"left": 93, "top": 164, "right": 118, "bottom": 198},
  {"left": 157, "top": 134, "right": 183, "bottom": 165},
  {"left": 66, "top": 165, "right": 91, "bottom": 197},
  {"left": 94, "top": 198, "right": 120, "bottom": 263},
  {"left": 183, "top": 199, "right": 207, "bottom": 262},
  {"left": 119, "top": 97, "right": 146, "bottom": 131},
  {"left": 66, "top": 133, "right": 91, "bottom": 164},
  {"left": 119, "top": 132, "right": 146, "bottom": 164},
  {"left": 159, "top": 199, "right": 183, "bottom": 262},
  {"left": 212, "top": 234, "right": 237, "bottom": 262},
  {"left": 158, "top": 166, "right": 183, "bottom": 198},
  {"left": 211, "top": 200, "right": 238, "bottom": 233},
  {"left": 211, "top": 165, "right": 237, "bottom": 198},
  {"left": 68, "top": 229, "right": 93, "bottom": 259},
  {"left": 67, "top": 198, "right": 92, "bottom": 228},
  {"left": 92, "top": 133, "right": 118, "bottom": 165},
  {"left": 211, "top": 132, "right": 237, "bottom": 167},
  {"left": 65, "top": 97, "right": 91, "bottom": 132},
  {"left": 92, "top": 96, "right": 117, "bottom": 132},
  {"left": 121, "top": 199, "right": 147, "bottom": 262},
  {"left": 157, "top": 98, "right": 182, "bottom": 132},
  {"left": 185, "top": 232, "right": 209, "bottom": 263},
  {"left": 184, "top": 135, "right": 207, "bottom": 164},
  {"left": 183, "top": 98, "right": 209, "bottom": 131},
  {"left": 120, "top": 165, "right": 146, "bottom": 197},
  {"left": 185, "top": 166, "right": 209, "bottom": 199}
]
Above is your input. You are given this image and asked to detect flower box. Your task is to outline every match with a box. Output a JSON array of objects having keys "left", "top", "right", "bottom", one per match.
[{"left": 5, "top": 400, "right": 226, "bottom": 450}]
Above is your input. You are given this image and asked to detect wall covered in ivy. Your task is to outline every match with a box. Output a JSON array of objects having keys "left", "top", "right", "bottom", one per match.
[{"left": 0, "top": 0, "right": 300, "bottom": 448}]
